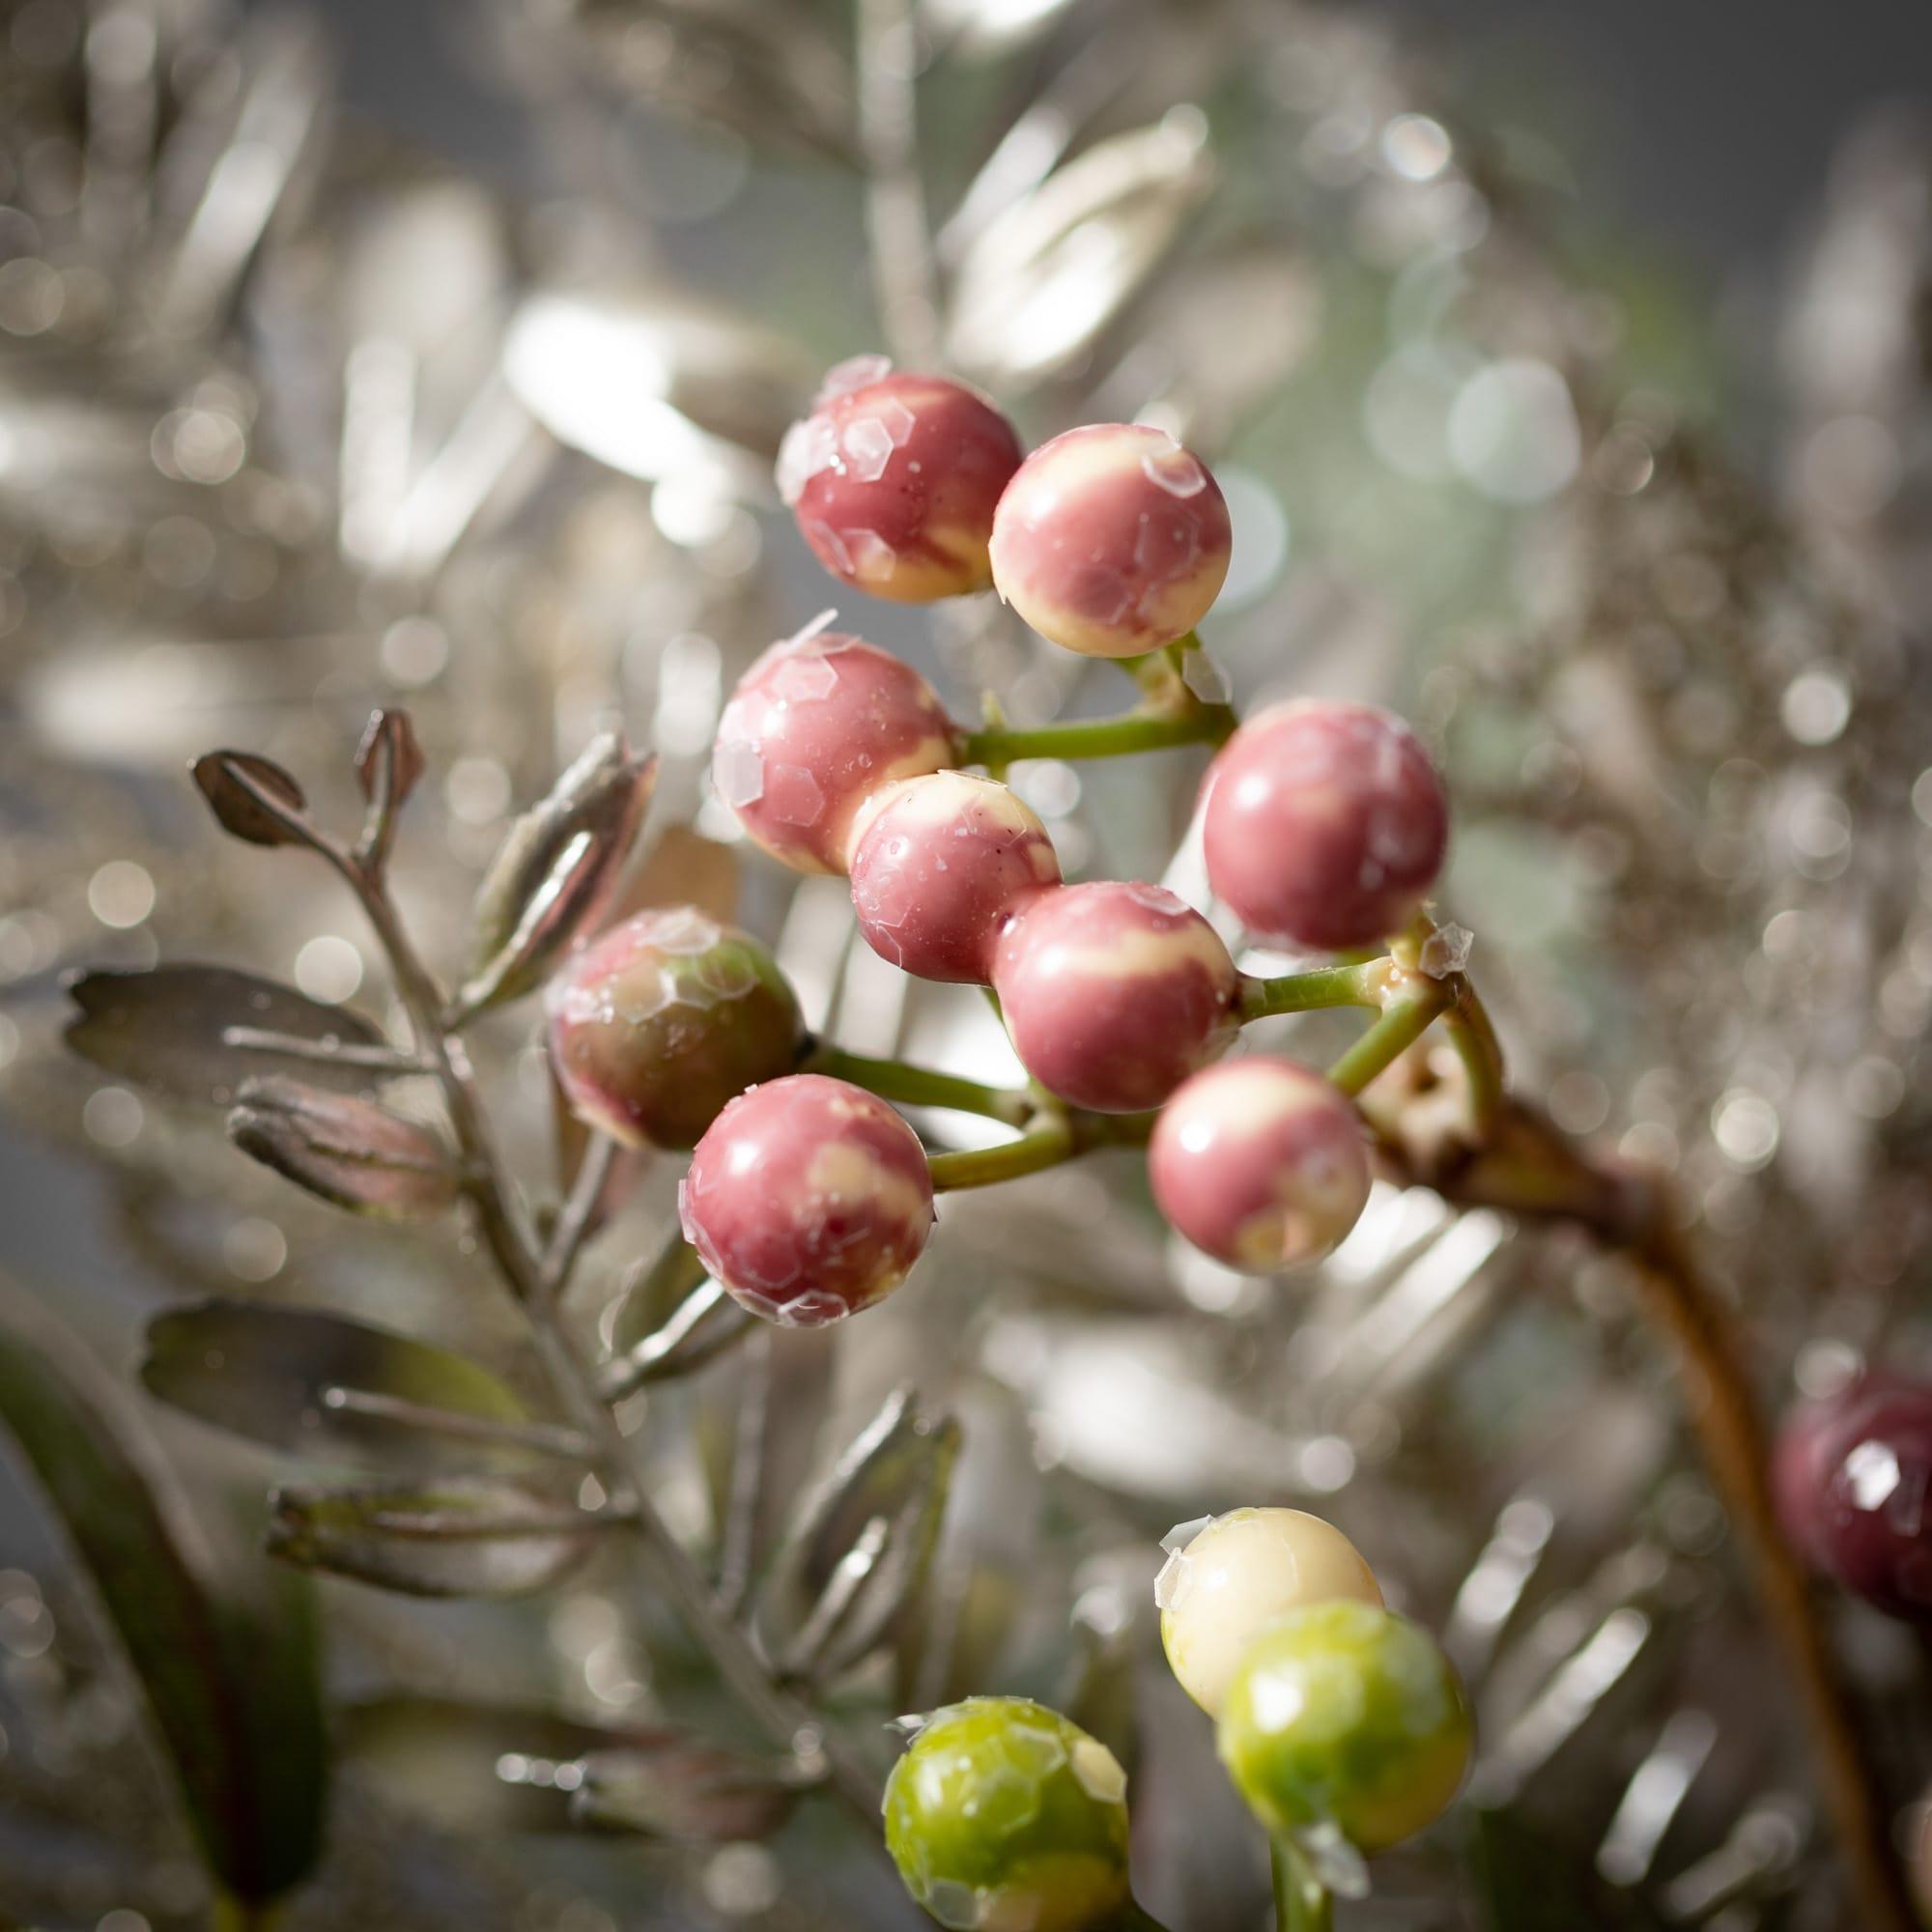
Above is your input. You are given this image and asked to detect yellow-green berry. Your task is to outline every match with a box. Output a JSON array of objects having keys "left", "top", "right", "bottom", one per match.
[{"left": 884, "top": 1697, "right": 1132, "bottom": 1932}]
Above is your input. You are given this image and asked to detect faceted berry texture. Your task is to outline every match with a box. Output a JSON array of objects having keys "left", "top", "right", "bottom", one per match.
[
  {"left": 1157, "top": 1507, "right": 1383, "bottom": 1718},
  {"left": 777, "top": 359, "right": 1025, "bottom": 603},
  {"left": 679, "top": 1074, "right": 934, "bottom": 1327},
  {"left": 1202, "top": 700, "right": 1448, "bottom": 950},
  {"left": 848, "top": 771, "right": 1062, "bottom": 983},
  {"left": 547, "top": 907, "right": 804, "bottom": 1151},
  {"left": 1775, "top": 1377, "right": 1932, "bottom": 1620},
  {"left": 1218, "top": 1601, "right": 1472, "bottom": 1856},
  {"left": 991, "top": 881, "right": 1239, "bottom": 1113},
  {"left": 883, "top": 1697, "right": 1131, "bottom": 1932},
  {"left": 712, "top": 622, "right": 959, "bottom": 874},
  {"left": 1149, "top": 1058, "right": 1372, "bottom": 1271},
  {"left": 988, "top": 423, "right": 1233, "bottom": 658}
]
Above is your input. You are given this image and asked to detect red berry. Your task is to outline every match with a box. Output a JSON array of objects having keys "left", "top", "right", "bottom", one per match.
[
  {"left": 1775, "top": 1376, "right": 1932, "bottom": 1620},
  {"left": 778, "top": 360, "right": 1024, "bottom": 604},
  {"left": 988, "top": 424, "right": 1233, "bottom": 658},
  {"left": 1202, "top": 700, "right": 1448, "bottom": 950},
  {"left": 679, "top": 1073, "right": 934, "bottom": 1326},
  {"left": 1149, "top": 1058, "right": 1371, "bottom": 1271},
  {"left": 847, "top": 771, "right": 1062, "bottom": 984},
  {"left": 712, "top": 622, "right": 959, "bottom": 874},
  {"left": 547, "top": 907, "right": 803, "bottom": 1150},
  {"left": 991, "top": 881, "right": 1238, "bottom": 1113}
]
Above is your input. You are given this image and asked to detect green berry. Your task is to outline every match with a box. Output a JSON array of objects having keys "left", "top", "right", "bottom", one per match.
[
  {"left": 884, "top": 1697, "right": 1132, "bottom": 1932},
  {"left": 1216, "top": 1601, "right": 1471, "bottom": 1856}
]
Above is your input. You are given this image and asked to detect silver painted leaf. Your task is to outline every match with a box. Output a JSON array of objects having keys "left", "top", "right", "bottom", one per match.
[
  {"left": 66, "top": 965, "right": 391, "bottom": 1107},
  {"left": 142, "top": 1300, "right": 562, "bottom": 1474},
  {"left": 227, "top": 1077, "right": 458, "bottom": 1221},
  {"left": 267, "top": 1477, "right": 599, "bottom": 1597},
  {"left": 570, "top": 1744, "right": 798, "bottom": 1842}
]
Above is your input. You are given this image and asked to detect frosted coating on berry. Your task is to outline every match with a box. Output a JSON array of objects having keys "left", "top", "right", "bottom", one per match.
[
  {"left": 1418, "top": 923, "right": 1473, "bottom": 978},
  {"left": 820, "top": 352, "right": 894, "bottom": 399},
  {"left": 924, "top": 1880, "right": 981, "bottom": 1930},
  {"left": 776, "top": 416, "right": 839, "bottom": 504},
  {"left": 842, "top": 415, "right": 897, "bottom": 483},
  {"left": 1152, "top": 1549, "right": 1193, "bottom": 1613},
  {"left": 1296, "top": 1822, "right": 1372, "bottom": 1899},
  {"left": 1068, "top": 1740, "right": 1127, "bottom": 1805},
  {"left": 1141, "top": 440, "right": 1208, "bottom": 497},
  {"left": 715, "top": 738, "right": 765, "bottom": 808},
  {"left": 1161, "top": 1514, "right": 1212, "bottom": 1555},
  {"left": 764, "top": 764, "right": 824, "bottom": 826},
  {"left": 772, "top": 652, "right": 840, "bottom": 703}
]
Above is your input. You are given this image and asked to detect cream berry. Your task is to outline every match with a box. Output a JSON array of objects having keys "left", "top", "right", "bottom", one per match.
[
  {"left": 991, "top": 881, "right": 1238, "bottom": 1112},
  {"left": 778, "top": 360, "right": 1024, "bottom": 603},
  {"left": 1202, "top": 700, "right": 1448, "bottom": 950},
  {"left": 711, "top": 622, "right": 959, "bottom": 874},
  {"left": 988, "top": 423, "right": 1233, "bottom": 658},
  {"left": 547, "top": 907, "right": 803, "bottom": 1151},
  {"left": 679, "top": 1073, "right": 934, "bottom": 1326},
  {"left": 847, "top": 771, "right": 1061, "bottom": 983},
  {"left": 1149, "top": 1058, "right": 1372, "bottom": 1271}
]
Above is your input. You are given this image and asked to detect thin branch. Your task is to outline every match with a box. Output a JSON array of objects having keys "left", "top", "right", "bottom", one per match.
[
  {"left": 805, "top": 1040, "right": 1034, "bottom": 1126},
  {"left": 218, "top": 1027, "right": 430, "bottom": 1074},
  {"left": 317, "top": 1386, "right": 592, "bottom": 1463},
  {"left": 539, "top": 1131, "right": 617, "bottom": 1304}
]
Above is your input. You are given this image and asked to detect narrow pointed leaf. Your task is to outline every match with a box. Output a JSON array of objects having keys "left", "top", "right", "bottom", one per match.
[
  {"left": 571, "top": 1745, "right": 798, "bottom": 1842},
  {"left": 340, "top": 1698, "right": 733, "bottom": 1834},
  {"left": 458, "top": 734, "right": 655, "bottom": 1014},
  {"left": 267, "top": 1477, "right": 600, "bottom": 1597},
  {"left": 756, "top": 1387, "right": 960, "bottom": 1682},
  {"left": 66, "top": 965, "right": 390, "bottom": 1106},
  {"left": 0, "top": 1276, "right": 325, "bottom": 1902},
  {"left": 191, "top": 750, "right": 310, "bottom": 847},
  {"left": 353, "top": 708, "right": 425, "bottom": 810},
  {"left": 228, "top": 1077, "right": 458, "bottom": 1220},
  {"left": 142, "top": 1300, "right": 554, "bottom": 1473}
]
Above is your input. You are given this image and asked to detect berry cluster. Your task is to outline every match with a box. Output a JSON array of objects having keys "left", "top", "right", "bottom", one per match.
[
  {"left": 554, "top": 355, "right": 1455, "bottom": 1331},
  {"left": 883, "top": 1508, "right": 1470, "bottom": 1929}
]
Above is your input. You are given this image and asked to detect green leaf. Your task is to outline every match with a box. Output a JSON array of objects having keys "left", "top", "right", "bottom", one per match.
[
  {"left": 268, "top": 1477, "right": 600, "bottom": 1597},
  {"left": 0, "top": 1276, "right": 326, "bottom": 1902},
  {"left": 66, "top": 965, "right": 391, "bottom": 1107},
  {"left": 143, "top": 1299, "right": 565, "bottom": 1474}
]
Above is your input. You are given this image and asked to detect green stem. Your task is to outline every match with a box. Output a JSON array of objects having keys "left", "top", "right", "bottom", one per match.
[
  {"left": 926, "top": 1118, "right": 1074, "bottom": 1191},
  {"left": 1441, "top": 979, "right": 1505, "bottom": 1131},
  {"left": 962, "top": 705, "right": 1234, "bottom": 767},
  {"left": 1326, "top": 988, "right": 1447, "bottom": 1096},
  {"left": 1238, "top": 962, "right": 1383, "bottom": 1021},
  {"left": 805, "top": 1041, "right": 1033, "bottom": 1127},
  {"left": 1271, "top": 1840, "right": 1333, "bottom": 1932}
]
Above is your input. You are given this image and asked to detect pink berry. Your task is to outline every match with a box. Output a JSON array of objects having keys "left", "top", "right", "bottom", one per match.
[
  {"left": 1775, "top": 1376, "right": 1932, "bottom": 1620},
  {"left": 991, "top": 882, "right": 1238, "bottom": 1113},
  {"left": 548, "top": 907, "right": 804, "bottom": 1151},
  {"left": 1149, "top": 1058, "right": 1371, "bottom": 1271},
  {"left": 847, "top": 771, "right": 1062, "bottom": 984},
  {"left": 679, "top": 1073, "right": 935, "bottom": 1326},
  {"left": 777, "top": 359, "right": 1024, "bottom": 604},
  {"left": 712, "top": 622, "right": 960, "bottom": 874},
  {"left": 1202, "top": 700, "right": 1448, "bottom": 950},
  {"left": 988, "top": 424, "right": 1233, "bottom": 658}
]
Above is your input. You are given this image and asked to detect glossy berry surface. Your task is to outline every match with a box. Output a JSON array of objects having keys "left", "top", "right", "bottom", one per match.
[
  {"left": 884, "top": 1697, "right": 1131, "bottom": 1932},
  {"left": 712, "top": 622, "right": 959, "bottom": 874},
  {"left": 1202, "top": 700, "right": 1448, "bottom": 950},
  {"left": 847, "top": 771, "right": 1062, "bottom": 983},
  {"left": 1149, "top": 1058, "right": 1372, "bottom": 1271},
  {"left": 679, "top": 1074, "right": 934, "bottom": 1327},
  {"left": 1775, "top": 1376, "right": 1932, "bottom": 1620},
  {"left": 991, "top": 881, "right": 1239, "bottom": 1113},
  {"left": 547, "top": 907, "right": 803, "bottom": 1151},
  {"left": 1218, "top": 1601, "right": 1472, "bottom": 1856},
  {"left": 988, "top": 423, "right": 1233, "bottom": 658},
  {"left": 1157, "top": 1507, "right": 1383, "bottom": 1718},
  {"left": 777, "top": 359, "right": 1025, "bottom": 603}
]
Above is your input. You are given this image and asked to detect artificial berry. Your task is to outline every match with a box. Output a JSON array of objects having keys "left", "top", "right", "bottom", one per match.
[
  {"left": 547, "top": 907, "right": 803, "bottom": 1151},
  {"left": 777, "top": 358, "right": 1025, "bottom": 603},
  {"left": 988, "top": 423, "right": 1233, "bottom": 658},
  {"left": 1217, "top": 1601, "right": 1472, "bottom": 1856},
  {"left": 1157, "top": 1507, "right": 1383, "bottom": 1718},
  {"left": 883, "top": 1697, "right": 1132, "bottom": 1932},
  {"left": 1149, "top": 1058, "right": 1372, "bottom": 1272},
  {"left": 991, "top": 881, "right": 1239, "bottom": 1113},
  {"left": 679, "top": 1074, "right": 934, "bottom": 1327},
  {"left": 1201, "top": 700, "right": 1448, "bottom": 950},
  {"left": 712, "top": 622, "right": 959, "bottom": 874},
  {"left": 847, "top": 770, "right": 1062, "bottom": 983},
  {"left": 1774, "top": 1375, "right": 1932, "bottom": 1620}
]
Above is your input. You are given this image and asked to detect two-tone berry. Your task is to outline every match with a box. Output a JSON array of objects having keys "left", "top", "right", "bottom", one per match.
[{"left": 679, "top": 1074, "right": 934, "bottom": 1327}]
